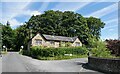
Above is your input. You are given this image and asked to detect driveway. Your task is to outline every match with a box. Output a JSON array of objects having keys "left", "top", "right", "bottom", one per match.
[
  {"left": 2, "top": 52, "right": 102, "bottom": 73},
  {"left": 0, "top": 56, "right": 2, "bottom": 74}
]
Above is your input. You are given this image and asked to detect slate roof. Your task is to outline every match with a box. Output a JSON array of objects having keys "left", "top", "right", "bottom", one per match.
[{"left": 42, "top": 34, "right": 78, "bottom": 42}]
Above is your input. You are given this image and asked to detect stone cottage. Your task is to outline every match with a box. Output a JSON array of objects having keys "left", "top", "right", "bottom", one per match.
[{"left": 28, "top": 32, "right": 82, "bottom": 49}]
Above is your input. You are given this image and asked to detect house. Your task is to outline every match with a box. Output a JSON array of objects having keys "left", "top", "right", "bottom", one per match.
[{"left": 28, "top": 32, "right": 82, "bottom": 49}]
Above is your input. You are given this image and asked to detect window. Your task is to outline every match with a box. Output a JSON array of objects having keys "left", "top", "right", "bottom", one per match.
[
  {"left": 50, "top": 41, "right": 55, "bottom": 45},
  {"left": 35, "top": 39, "right": 42, "bottom": 45},
  {"left": 75, "top": 42, "right": 80, "bottom": 46}
]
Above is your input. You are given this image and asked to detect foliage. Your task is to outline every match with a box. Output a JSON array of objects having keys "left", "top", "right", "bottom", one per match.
[
  {"left": 37, "top": 55, "right": 87, "bottom": 60},
  {"left": 23, "top": 46, "right": 88, "bottom": 59},
  {"left": 2, "top": 23, "right": 15, "bottom": 49},
  {"left": 1, "top": 51, "right": 7, "bottom": 54},
  {"left": 1, "top": 10, "right": 105, "bottom": 51},
  {"left": 87, "top": 36, "right": 100, "bottom": 48},
  {"left": 91, "top": 48, "right": 111, "bottom": 58},
  {"left": 65, "top": 42, "right": 72, "bottom": 47},
  {"left": 59, "top": 41, "right": 65, "bottom": 47},
  {"left": 59, "top": 42, "right": 72, "bottom": 47},
  {"left": 106, "top": 39, "right": 120, "bottom": 56},
  {"left": 90, "top": 39, "right": 112, "bottom": 58},
  {"left": 13, "top": 24, "right": 29, "bottom": 51},
  {"left": 86, "top": 17, "right": 105, "bottom": 39},
  {"left": 26, "top": 10, "right": 105, "bottom": 45},
  {"left": 0, "top": 23, "right": 2, "bottom": 50}
]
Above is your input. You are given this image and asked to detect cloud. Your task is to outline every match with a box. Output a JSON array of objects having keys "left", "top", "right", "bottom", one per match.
[
  {"left": 1, "top": 0, "right": 120, "bottom": 2},
  {"left": 9, "top": 19, "right": 23, "bottom": 28},
  {"left": 2, "top": 18, "right": 23, "bottom": 29},
  {"left": 102, "top": 25, "right": 118, "bottom": 31},
  {"left": 38, "top": 0, "right": 51, "bottom": 12},
  {"left": 17, "top": 10, "right": 41, "bottom": 16},
  {"left": 1, "top": 0, "right": 32, "bottom": 2},
  {"left": 109, "top": 28, "right": 114, "bottom": 31},
  {"left": 1, "top": 2, "right": 43, "bottom": 29},
  {"left": 2, "top": 2, "right": 31, "bottom": 19},
  {"left": 104, "top": 18, "right": 118, "bottom": 24},
  {"left": 101, "top": 18, "right": 118, "bottom": 31},
  {"left": 51, "top": 0, "right": 116, "bottom": 13},
  {"left": 2, "top": 10, "right": 41, "bottom": 28},
  {"left": 101, "top": 34, "right": 118, "bottom": 40},
  {"left": 52, "top": 1, "right": 98, "bottom": 12},
  {"left": 85, "top": 3, "right": 118, "bottom": 18},
  {"left": 30, "top": 11, "right": 41, "bottom": 16}
]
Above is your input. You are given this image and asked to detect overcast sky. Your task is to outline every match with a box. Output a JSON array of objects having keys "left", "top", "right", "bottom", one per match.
[{"left": 0, "top": 0, "right": 119, "bottom": 40}]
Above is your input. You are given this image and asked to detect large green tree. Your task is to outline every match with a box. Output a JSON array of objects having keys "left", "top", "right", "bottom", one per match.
[
  {"left": 1, "top": 10, "right": 105, "bottom": 51},
  {"left": 2, "top": 23, "right": 14, "bottom": 49},
  {"left": 86, "top": 17, "right": 105, "bottom": 39},
  {"left": 13, "top": 24, "right": 29, "bottom": 51},
  {"left": 26, "top": 10, "right": 105, "bottom": 44}
]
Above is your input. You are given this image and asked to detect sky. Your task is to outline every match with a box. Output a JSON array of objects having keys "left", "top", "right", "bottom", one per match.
[{"left": 0, "top": 0, "right": 119, "bottom": 40}]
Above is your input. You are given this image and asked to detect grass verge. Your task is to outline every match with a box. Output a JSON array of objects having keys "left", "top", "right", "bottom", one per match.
[
  {"left": 1, "top": 51, "right": 7, "bottom": 54},
  {"left": 37, "top": 55, "right": 87, "bottom": 60}
]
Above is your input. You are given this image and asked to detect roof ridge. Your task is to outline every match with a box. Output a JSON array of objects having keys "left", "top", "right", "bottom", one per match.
[{"left": 43, "top": 34, "right": 73, "bottom": 38}]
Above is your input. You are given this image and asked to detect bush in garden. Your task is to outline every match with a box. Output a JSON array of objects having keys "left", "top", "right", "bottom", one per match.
[
  {"left": 106, "top": 39, "right": 120, "bottom": 56},
  {"left": 29, "top": 46, "right": 88, "bottom": 57},
  {"left": 65, "top": 42, "right": 72, "bottom": 47},
  {"left": 30, "top": 46, "right": 41, "bottom": 57},
  {"left": 22, "top": 50, "right": 31, "bottom": 56},
  {"left": 91, "top": 48, "right": 111, "bottom": 58},
  {"left": 73, "top": 46, "right": 88, "bottom": 55},
  {"left": 90, "top": 39, "right": 112, "bottom": 58},
  {"left": 59, "top": 41, "right": 65, "bottom": 47}
]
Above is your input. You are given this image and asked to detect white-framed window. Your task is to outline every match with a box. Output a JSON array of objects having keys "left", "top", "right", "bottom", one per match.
[
  {"left": 75, "top": 42, "right": 80, "bottom": 46},
  {"left": 50, "top": 41, "right": 55, "bottom": 45},
  {"left": 35, "top": 39, "right": 42, "bottom": 45}
]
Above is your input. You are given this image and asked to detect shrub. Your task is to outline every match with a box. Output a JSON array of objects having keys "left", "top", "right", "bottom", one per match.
[
  {"left": 28, "top": 46, "right": 88, "bottom": 58},
  {"left": 91, "top": 48, "right": 111, "bottom": 58},
  {"left": 73, "top": 46, "right": 88, "bottom": 55},
  {"left": 65, "top": 42, "right": 72, "bottom": 47},
  {"left": 22, "top": 50, "right": 31, "bottom": 56},
  {"left": 90, "top": 40, "right": 112, "bottom": 58},
  {"left": 30, "top": 46, "right": 41, "bottom": 57},
  {"left": 106, "top": 39, "right": 120, "bottom": 56},
  {"left": 59, "top": 41, "right": 65, "bottom": 47}
]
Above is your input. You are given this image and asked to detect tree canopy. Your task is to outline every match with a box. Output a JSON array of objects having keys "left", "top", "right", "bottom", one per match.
[
  {"left": 26, "top": 10, "right": 105, "bottom": 44},
  {"left": 1, "top": 10, "right": 105, "bottom": 51},
  {"left": 2, "top": 23, "right": 14, "bottom": 49}
]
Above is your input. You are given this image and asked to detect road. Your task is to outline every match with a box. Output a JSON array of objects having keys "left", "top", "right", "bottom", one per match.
[{"left": 2, "top": 52, "right": 102, "bottom": 73}]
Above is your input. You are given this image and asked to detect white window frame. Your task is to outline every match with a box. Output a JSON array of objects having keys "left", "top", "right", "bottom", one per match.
[
  {"left": 35, "top": 39, "right": 42, "bottom": 45},
  {"left": 50, "top": 41, "right": 55, "bottom": 45},
  {"left": 75, "top": 42, "right": 80, "bottom": 46}
]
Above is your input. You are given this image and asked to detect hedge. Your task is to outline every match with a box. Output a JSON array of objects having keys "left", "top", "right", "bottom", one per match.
[
  {"left": 106, "top": 39, "right": 120, "bottom": 56},
  {"left": 23, "top": 46, "right": 88, "bottom": 58}
]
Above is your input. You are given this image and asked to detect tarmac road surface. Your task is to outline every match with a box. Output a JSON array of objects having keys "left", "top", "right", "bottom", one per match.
[{"left": 2, "top": 52, "right": 103, "bottom": 73}]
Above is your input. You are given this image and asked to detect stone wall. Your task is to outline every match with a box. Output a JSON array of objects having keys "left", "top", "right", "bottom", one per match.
[{"left": 88, "top": 57, "right": 120, "bottom": 73}]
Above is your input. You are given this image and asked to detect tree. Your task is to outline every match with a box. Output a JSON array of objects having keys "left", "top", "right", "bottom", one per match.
[
  {"left": 106, "top": 39, "right": 120, "bottom": 56},
  {"left": 2, "top": 23, "right": 14, "bottom": 49},
  {"left": 88, "top": 37, "right": 111, "bottom": 58},
  {"left": 13, "top": 24, "right": 29, "bottom": 51},
  {"left": 6, "top": 21, "right": 10, "bottom": 26},
  {"left": 1, "top": 10, "right": 105, "bottom": 51},
  {"left": 26, "top": 10, "right": 105, "bottom": 45},
  {"left": 86, "top": 17, "right": 105, "bottom": 39}
]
